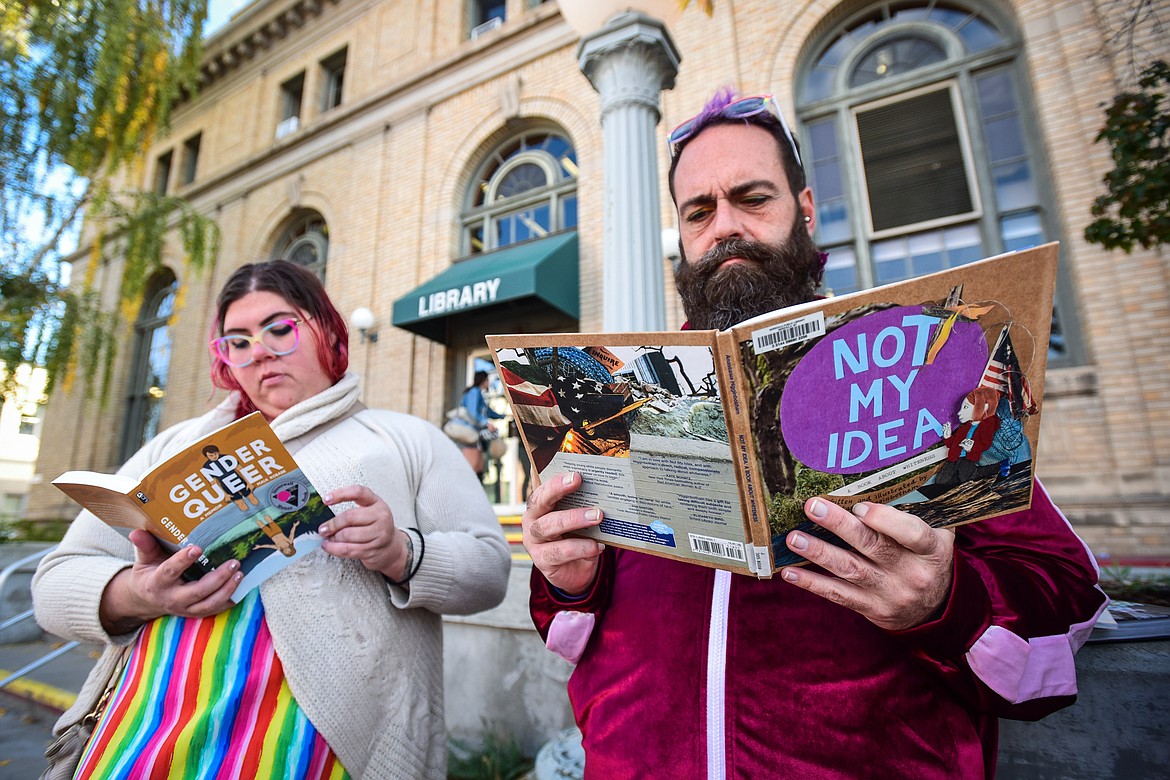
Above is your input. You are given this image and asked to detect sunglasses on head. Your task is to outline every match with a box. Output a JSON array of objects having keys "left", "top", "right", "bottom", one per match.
[{"left": 667, "top": 94, "right": 802, "bottom": 168}]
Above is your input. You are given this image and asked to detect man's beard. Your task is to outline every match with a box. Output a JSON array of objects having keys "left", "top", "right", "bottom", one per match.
[{"left": 674, "top": 216, "right": 824, "bottom": 331}]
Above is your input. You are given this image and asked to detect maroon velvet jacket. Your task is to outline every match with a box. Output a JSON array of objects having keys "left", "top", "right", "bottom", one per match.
[{"left": 531, "top": 482, "right": 1105, "bottom": 779}]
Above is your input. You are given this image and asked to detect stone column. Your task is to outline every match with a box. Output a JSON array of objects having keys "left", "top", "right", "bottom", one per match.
[{"left": 578, "top": 12, "right": 680, "bottom": 332}]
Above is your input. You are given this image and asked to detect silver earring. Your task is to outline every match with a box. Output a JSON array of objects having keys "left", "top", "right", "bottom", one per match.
[{"left": 803, "top": 215, "right": 811, "bottom": 223}]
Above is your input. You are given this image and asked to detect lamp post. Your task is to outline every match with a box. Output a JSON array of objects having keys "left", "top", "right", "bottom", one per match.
[{"left": 562, "top": 2, "right": 681, "bottom": 331}]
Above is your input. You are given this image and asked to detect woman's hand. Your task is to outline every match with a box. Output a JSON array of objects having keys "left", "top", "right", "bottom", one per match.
[
  {"left": 321, "top": 485, "right": 412, "bottom": 581},
  {"left": 100, "top": 530, "right": 242, "bottom": 635}
]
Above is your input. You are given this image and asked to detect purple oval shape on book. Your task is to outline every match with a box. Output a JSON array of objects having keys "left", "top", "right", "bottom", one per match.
[{"left": 780, "top": 306, "right": 988, "bottom": 474}]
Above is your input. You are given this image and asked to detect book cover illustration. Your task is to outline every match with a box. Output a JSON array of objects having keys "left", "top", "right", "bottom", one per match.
[
  {"left": 55, "top": 412, "right": 333, "bottom": 601},
  {"left": 739, "top": 286, "right": 1046, "bottom": 568},
  {"left": 492, "top": 335, "right": 757, "bottom": 573}
]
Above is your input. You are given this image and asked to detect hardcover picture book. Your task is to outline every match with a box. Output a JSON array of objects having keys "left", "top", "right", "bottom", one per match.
[
  {"left": 488, "top": 243, "right": 1059, "bottom": 578},
  {"left": 53, "top": 412, "right": 333, "bottom": 601}
]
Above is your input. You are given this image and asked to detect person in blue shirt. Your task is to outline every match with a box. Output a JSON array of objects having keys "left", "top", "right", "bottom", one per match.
[{"left": 460, "top": 370, "right": 504, "bottom": 479}]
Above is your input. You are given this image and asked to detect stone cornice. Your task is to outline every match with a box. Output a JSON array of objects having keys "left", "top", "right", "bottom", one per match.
[{"left": 197, "top": 0, "right": 343, "bottom": 90}]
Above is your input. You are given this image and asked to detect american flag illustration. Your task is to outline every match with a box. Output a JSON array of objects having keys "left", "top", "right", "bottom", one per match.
[
  {"left": 500, "top": 366, "right": 572, "bottom": 430},
  {"left": 979, "top": 324, "right": 1037, "bottom": 418}
]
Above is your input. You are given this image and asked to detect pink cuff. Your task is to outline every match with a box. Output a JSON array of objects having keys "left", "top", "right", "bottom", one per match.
[
  {"left": 966, "top": 625, "right": 1081, "bottom": 703},
  {"left": 546, "top": 610, "right": 596, "bottom": 664}
]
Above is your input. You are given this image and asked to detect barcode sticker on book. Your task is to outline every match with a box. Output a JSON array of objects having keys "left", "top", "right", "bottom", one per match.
[
  {"left": 752, "top": 312, "right": 826, "bottom": 354},
  {"left": 689, "top": 533, "right": 747, "bottom": 562}
]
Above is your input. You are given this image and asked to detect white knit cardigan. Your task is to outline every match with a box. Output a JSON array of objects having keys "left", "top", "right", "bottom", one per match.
[{"left": 32, "top": 373, "right": 511, "bottom": 779}]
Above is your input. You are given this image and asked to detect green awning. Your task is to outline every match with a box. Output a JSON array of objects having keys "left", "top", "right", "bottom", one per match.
[{"left": 392, "top": 231, "right": 579, "bottom": 343}]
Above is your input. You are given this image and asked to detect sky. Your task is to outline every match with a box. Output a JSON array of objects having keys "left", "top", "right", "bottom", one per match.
[{"left": 207, "top": 0, "right": 253, "bottom": 36}]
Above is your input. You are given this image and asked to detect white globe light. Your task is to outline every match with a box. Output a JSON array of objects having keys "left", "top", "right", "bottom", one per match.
[
  {"left": 661, "top": 226, "right": 681, "bottom": 261},
  {"left": 349, "top": 306, "right": 375, "bottom": 330}
]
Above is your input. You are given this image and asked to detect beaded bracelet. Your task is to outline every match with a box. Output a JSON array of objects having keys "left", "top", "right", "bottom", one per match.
[{"left": 386, "top": 527, "right": 425, "bottom": 587}]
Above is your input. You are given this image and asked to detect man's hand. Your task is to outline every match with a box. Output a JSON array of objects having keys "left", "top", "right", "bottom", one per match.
[
  {"left": 780, "top": 499, "right": 955, "bottom": 631},
  {"left": 321, "top": 485, "right": 411, "bottom": 581},
  {"left": 523, "top": 472, "right": 605, "bottom": 596},
  {"left": 100, "top": 530, "right": 241, "bottom": 635}
]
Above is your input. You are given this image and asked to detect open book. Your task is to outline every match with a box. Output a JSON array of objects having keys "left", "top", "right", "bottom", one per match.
[
  {"left": 53, "top": 412, "right": 332, "bottom": 601},
  {"left": 488, "top": 243, "right": 1059, "bottom": 578}
]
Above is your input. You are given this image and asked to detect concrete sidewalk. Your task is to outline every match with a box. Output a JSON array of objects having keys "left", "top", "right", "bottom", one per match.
[{"left": 0, "top": 637, "right": 101, "bottom": 778}]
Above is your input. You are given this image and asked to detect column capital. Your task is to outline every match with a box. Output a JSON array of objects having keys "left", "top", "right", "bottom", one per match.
[{"left": 577, "top": 11, "right": 681, "bottom": 122}]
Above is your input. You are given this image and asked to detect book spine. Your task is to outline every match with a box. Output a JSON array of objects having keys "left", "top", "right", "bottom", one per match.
[{"left": 714, "top": 330, "right": 774, "bottom": 578}]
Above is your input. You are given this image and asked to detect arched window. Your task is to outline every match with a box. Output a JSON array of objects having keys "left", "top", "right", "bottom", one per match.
[
  {"left": 797, "top": 1, "right": 1078, "bottom": 363},
  {"left": 461, "top": 128, "right": 578, "bottom": 255},
  {"left": 120, "top": 271, "right": 177, "bottom": 463},
  {"left": 271, "top": 210, "right": 329, "bottom": 280}
]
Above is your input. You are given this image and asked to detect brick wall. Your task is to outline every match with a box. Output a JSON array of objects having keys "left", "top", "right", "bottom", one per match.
[{"left": 27, "top": 0, "right": 1170, "bottom": 559}]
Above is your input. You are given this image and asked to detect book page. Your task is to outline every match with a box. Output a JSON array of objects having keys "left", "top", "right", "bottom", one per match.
[
  {"left": 50, "top": 472, "right": 151, "bottom": 531},
  {"left": 487, "top": 333, "right": 758, "bottom": 575}
]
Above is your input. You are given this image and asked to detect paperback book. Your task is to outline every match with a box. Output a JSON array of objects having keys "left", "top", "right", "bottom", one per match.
[
  {"left": 53, "top": 412, "right": 332, "bottom": 600},
  {"left": 488, "top": 243, "right": 1059, "bottom": 577}
]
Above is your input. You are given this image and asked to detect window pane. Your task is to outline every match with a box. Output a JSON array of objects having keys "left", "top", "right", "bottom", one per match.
[
  {"left": 288, "top": 241, "right": 320, "bottom": 267},
  {"left": 872, "top": 224, "right": 982, "bottom": 283},
  {"left": 154, "top": 151, "right": 172, "bottom": 195},
  {"left": 943, "top": 224, "right": 983, "bottom": 265},
  {"left": 155, "top": 286, "right": 175, "bottom": 319},
  {"left": 823, "top": 245, "right": 858, "bottom": 294},
  {"left": 807, "top": 118, "right": 850, "bottom": 242},
  {"left": 808, "top": 116, "right": 836, "bottom": 151},
  {"left": 992, "top": 160, "right": 1037, "bottom": 210},
  {"left": 804, "top": 68, "right": 834, "bottom": 103},
  {"left": 280, "top": 73, "right": 305, "bottom": 121},
  {"left": 497, "top": 163, "right": 548, "bottom": 199},
  {"left": 857, "top": 88, "right": 973, "bottom": 232},
  {"left": 984, "top": 115, "right": 1026, "bottom": 161},
  {"left": 561, "top": 194, "right": 578, "bottom": 229},
  {"left": 850, "top": 35, "right": 947, "bottom": 88},
  {"left": 544, "top": 135, "right": 569, "bottom": 160},
  {"left": 467, "top": 223, "right": 485, "bottom": 254},
  {"left": 473, "top": 180, "right": 489, "bottom": 208},
  {"left": 148, "top": 327, "right": 172, "bottom": 398},
  {"left": 929, "top": 7, "right": 976, "bottom": 30},
  {"left": 975, "top": 70, "right": 1016, "bottom": 117},
  {"left": 872, "top": 237, "right": 910, "bottom": 283},
  {"left": 124, "top": 279, "right": 176, "bottom": 461},
  {"left": 496, "top": 204, "right": 550, "bottom": 247},
  {"left": 909, "top": 231, "right": 945, "bottom": 276},
  {"left": 181, "top": 134, "right": 200, "bottom": 185},
  {"left": 320, "top": 49, "right": 347, "bottom": 112},
  {"left": 1001, "top": 211, "right": 1044, "bottom": 251},
  {"left": 477, "top": 0, "right": 505, "bottom": 25},
  {"left": 808, "top": 119, "right": 842, "bottom": 197},
  {"left": 956, "top": 18, "right": 1003, "bottom": 53},
  {"left": 1049, "top": 308, "right": 1067, "bottom": 360},
  {"left": 812, "top": 159, "right": 843, "bottom": 200},
  {"left": 817, "top": 199, "right": 852, "bottom": 244}
]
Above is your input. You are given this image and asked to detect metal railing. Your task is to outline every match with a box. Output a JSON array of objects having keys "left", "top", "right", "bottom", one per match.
[{"left": 0, "top": 545, "right": 79, "bottom": 691}]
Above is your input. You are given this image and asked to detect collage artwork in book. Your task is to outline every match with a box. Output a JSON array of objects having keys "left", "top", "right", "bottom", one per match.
[{"left": 738, "top": 295, "right": 1042, "bottom": 567}]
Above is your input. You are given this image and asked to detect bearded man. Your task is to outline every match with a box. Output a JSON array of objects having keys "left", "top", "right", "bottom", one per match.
[{"left": 523, "top": 89, "right": 1106, "bottom": 779}]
